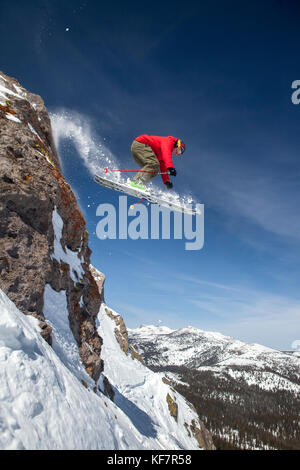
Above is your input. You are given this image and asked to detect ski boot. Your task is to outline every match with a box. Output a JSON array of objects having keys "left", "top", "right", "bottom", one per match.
[{"left": 130, "top": 180, "right": 148, "bottom": 191}]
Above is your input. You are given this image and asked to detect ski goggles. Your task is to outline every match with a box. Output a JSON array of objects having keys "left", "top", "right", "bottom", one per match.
[{"left": 174, "top": 139, "right": 185, "bottom": 155}]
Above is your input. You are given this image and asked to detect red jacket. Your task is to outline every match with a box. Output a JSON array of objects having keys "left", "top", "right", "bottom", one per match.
[{"left": 135, "top": 134, "right": 178, "bottom": 183}]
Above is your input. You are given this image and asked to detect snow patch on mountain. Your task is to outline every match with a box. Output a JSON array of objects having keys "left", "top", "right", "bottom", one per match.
[
  {"left": 51, "top": 206, "right": 84, "bottom": 283},
  {"left": 43, "top": 284, "right": 93, "bottom": 386},
  {"left": 128, "top": 325, "right": 175, "bottom": 338}
]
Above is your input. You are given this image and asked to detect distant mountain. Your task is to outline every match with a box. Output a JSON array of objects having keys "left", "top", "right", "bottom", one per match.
[{"left": 128, "top": 325, "right": 300, "bottom": 450}]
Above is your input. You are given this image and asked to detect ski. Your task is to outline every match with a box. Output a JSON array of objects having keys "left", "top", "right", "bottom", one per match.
[{"left": 94, "top": 174, "right": 200, "bottom": 215}]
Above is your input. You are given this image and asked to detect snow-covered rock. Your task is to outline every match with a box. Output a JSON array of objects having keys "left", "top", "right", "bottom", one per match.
[{"left": 0, "top": 288, "right": 214, "bottom": 450}]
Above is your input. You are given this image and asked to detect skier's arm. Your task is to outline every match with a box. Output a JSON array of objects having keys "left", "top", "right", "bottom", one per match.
[
  {"left": 160, "top": 140, "right": 174, "bottom": 170},
  {"left": 159, "top": 160, "right": 170, "bottom": 184}
]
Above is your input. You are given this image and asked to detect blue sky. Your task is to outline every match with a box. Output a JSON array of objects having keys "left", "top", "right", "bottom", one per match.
[{"left": 1, "top": 0, "right": 300, "bottom": 349}]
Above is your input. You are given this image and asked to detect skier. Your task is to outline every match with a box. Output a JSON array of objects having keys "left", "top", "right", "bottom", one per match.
[{"left": 130, "top": 135, "right": 186, "bottom": 191}]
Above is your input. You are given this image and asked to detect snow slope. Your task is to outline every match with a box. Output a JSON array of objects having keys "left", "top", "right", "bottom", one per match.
[
  {"left": 0, "top": 289, "right": 203, "bottom": 450},
  {"left": 97, "top": 305, "right": 204, "bottom": 450}
]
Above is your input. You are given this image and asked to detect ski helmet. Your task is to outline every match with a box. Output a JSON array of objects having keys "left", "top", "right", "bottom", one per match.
[{"left": 174, "top": 139, "right": 186, "bottom": 155}]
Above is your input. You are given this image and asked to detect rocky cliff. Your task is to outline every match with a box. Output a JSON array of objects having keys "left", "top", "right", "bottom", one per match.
[{"left": 0, "top": 70, "right": 103, "bottom": 382}]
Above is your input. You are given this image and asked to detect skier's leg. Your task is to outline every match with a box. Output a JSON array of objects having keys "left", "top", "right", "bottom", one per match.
[
  {"left": 131, "top": 140, "right": 144, "bottom": 169},
  {"left": 131, "top": 140, "right": 159, "bottom": 185},
  {"left": 138, "top": 153, "right": 160, "bottom": 184}
]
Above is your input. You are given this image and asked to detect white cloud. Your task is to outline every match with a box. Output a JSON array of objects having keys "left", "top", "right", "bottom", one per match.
[
  {"left": 176, "top": 273, "right": 242, "bottom": 292},
  {"left": 187, "top": 285, "right": 300, "bottom": 349},
  {"left": 195, "top": 152, "right": 300, "bottom": 242}
]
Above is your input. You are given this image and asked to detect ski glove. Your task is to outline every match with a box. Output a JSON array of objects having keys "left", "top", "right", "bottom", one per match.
[
  {"left": 165, "top": 181, "right": 173, "bottom": 190},
  {"left": 168, "top": 167, "right": 177, "bottom": 177}
]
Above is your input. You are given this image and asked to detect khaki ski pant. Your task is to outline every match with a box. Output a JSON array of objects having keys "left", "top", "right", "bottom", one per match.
[{"left": 131, "top": 140, "right": 160, "bottom": 184}]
